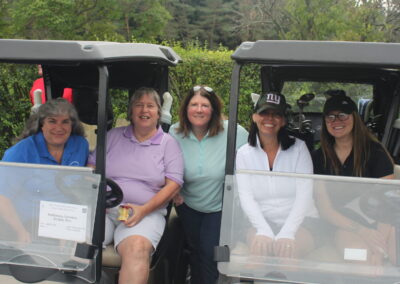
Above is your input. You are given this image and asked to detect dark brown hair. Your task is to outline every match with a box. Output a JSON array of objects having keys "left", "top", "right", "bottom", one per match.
[
  {"left": 320, "top": 111, "right": 392, "bottom": 176},
  {"left": 175, "top": 85, "right": 223, "bottom": 137}
]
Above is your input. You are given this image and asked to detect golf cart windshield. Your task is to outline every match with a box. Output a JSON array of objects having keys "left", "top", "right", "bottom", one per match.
[
  {"left": 0, "top": 162, "right": 100, "bottom": 282},
  {"left": 219, "top": 172, "right": 400, "bottom": 284}
]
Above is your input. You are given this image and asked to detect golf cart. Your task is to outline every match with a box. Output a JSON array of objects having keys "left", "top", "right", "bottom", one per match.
[
  {"left": 217, "top": 40, "right": 400, "bottom": 283},
  {"left": 0, "top": 39, "right": 187, "bottom": 283}
]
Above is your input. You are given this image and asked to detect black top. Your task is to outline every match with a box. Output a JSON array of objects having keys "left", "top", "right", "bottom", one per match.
[
  {"left": 312, "top": 141, "right": 394, "bottom": 226},
  {"left": 312, "top": 141, "right": 393, "bottom": 178}
]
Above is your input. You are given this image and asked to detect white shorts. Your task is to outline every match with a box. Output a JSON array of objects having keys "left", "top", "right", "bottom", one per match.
[{"left": 104, "top": 206, "right": 167, "bottom": 250}]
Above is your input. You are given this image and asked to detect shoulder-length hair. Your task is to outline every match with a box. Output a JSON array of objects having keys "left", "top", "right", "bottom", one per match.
[
  {"left": 320, "top": 111, "right": 391, "bottom": 176},
  {"left": 175, "top": 85, "right": 224, "bottom": 137},
  {"left": 127, "top": 87, "right": 162, "bottom": 127},
  {"left": 248, "top": 119, "right": 295, "bottom": 150},
  {"left": 16, "top": 98, "right": 85, "bottom": 141}
]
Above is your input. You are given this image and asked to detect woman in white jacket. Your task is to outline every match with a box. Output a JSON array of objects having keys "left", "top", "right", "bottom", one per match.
[{"left": 236, "top": 92, "right": 319, "bottom": 258}]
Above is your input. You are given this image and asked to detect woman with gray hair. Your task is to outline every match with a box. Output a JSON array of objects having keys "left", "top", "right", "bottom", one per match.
[
  {"left": 2, "top": 97, "right": 88, "bottom": 165},
  {"left": 88, "top": 87, "right": 184, "bottom": 284},
  {"left": 1, "top": 98, "right": 88, "bottom": 243}
]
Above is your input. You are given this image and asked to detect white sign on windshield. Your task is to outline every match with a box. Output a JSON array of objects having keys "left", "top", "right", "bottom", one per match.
[{"left": 38, "top": 201, "right": 88, "bottom": 242}]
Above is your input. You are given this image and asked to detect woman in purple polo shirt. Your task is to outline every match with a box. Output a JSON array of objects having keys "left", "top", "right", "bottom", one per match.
[{"left": 88, "top": 87, "right": 184, "bottom": 284}]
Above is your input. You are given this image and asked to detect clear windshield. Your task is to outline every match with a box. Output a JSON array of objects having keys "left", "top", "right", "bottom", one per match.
[
  {"left": 219, "top": 171, "right": 400, "bottom": 284},
  {"left": 0, "top": 162, "right": 100, "bottom": 281}
]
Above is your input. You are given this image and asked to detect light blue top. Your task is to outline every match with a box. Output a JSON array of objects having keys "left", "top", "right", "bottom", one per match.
[{"left": 169, "top": 120, "right": 248, "bottom": 213}]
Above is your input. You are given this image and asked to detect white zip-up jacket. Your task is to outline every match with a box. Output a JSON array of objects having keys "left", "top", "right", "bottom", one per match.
[{"left": 236, "top": 137, "right": 318, "bottom": 240}]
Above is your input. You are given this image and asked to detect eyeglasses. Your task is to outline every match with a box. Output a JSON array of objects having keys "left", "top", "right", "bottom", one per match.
[
  {"left": 193, "top": 85, "right": 214, "bottom": 93},
  {"left": 325, "top": 113, "right": 350, "bottom": 122}
]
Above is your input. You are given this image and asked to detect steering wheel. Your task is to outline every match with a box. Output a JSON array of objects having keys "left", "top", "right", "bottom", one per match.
[{"left": 105, "top": 178, "right": 124, "bottom": 208}]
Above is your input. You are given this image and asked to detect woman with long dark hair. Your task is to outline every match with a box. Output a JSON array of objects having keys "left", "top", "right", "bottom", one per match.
[
  {"left": 312, "top": 91, "right": 395, "bottom": 265},
  {"left": 236, "top": 92, "right": 319, "bottom": 258}
]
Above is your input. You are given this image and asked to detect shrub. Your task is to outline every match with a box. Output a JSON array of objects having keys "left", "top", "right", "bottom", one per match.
[{"left": 0, "top": 64, "right": 33, "bottom": 157}]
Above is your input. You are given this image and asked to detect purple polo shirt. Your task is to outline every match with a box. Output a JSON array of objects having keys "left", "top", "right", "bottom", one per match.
[{"left": 88, "top": 126, "right": 184, "bottom": 206}]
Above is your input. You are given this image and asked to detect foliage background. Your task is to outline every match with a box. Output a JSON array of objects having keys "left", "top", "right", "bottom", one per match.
[{"left": 1, "top": 0, "right": 400, "bottom": 156}]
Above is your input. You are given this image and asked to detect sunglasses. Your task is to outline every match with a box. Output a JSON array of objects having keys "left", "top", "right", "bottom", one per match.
[
  {"left": 193, "top": 85, "right": 214, "bottom": 93},
  {"left": 325, "top": 113, "right": 350, "bottom": 122}
]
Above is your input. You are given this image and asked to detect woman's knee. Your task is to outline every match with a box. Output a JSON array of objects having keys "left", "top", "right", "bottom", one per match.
[{"left": 118, "top": 235, "right": 153, "bottom": 261}]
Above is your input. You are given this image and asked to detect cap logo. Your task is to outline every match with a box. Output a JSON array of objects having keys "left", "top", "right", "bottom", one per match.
[
  {"left": 265, "top": 93, "right": 280, "bottom": 105},
  {"left": 342, "top": 101, "right": 349, "bottom": 105}
]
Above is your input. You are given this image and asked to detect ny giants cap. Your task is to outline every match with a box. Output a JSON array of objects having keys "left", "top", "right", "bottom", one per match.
[{"left": 254, "top": 92, "right": 287, "bottom": 114}]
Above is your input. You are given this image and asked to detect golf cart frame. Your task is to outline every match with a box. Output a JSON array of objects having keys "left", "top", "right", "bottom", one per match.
[
  {"left": 217, "top": 40, "right": 400, "bottom": 284},
  {"left": 0, "top": 39, "right": 183, "bottom": 283}
]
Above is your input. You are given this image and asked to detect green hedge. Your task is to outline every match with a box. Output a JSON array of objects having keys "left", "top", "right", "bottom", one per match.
[
  {"left": 168, "top": 42, "right": 260, "bottom": 129},
  {"left": 0, "top": 44, "right": 261, "bottom": 157},
  {"left": 0, "top": 64, "right": 34, "bottom": 157}
]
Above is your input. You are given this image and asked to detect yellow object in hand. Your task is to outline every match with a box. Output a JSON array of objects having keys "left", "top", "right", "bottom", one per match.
[{"left": 118, "top": 206, "right": 130, "bottom": 221}]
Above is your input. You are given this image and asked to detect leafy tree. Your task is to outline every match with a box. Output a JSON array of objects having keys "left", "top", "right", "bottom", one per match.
[
  {"left": 163, "top": 0, "right": 194, "bottom": 42},
  {"left": 0, "top": 64, "right": 33, "bottom": 157},
  {"left": 6, "top": 0, "right": 123, "bottom": 40},
  {"left": 384, "top": 0, "right": 400, "bottom": 41},
  {"left": 231, "top": 0, "right": 289, "bottom": 41},
  {"left": 116, "top": 0, "right": 172, "bottom": 41},
  {"left": 164, "top": 0, "right": 239, "bottom": 49},
  {"left": 230, "top": 0, "right": 392, "bottom": 42},
  {"left": 0, "top": 0, "right": 10, "bottom": 38}
]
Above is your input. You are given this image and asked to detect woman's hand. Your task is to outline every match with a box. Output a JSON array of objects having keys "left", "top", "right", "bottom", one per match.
[
  {"left": 123, "top": 204, "right": 146, "bottom": 227},
  {"left": 173, "top": 193, "right": 184, "bottom": 206},
  {"left": 273, "top": 238, "right": 295, "bottom": 258},
  {"left": 356, "top": 226, "right": 387, "bottom": 255},
  {"left": 17, "top": 228, "right": 31, "bottom": 243},
  {"left": 250, "top": 235, "right": 274, "bottom": 256}
]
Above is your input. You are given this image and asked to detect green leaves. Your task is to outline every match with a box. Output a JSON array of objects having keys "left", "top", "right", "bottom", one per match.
[{"left": 0, "top": 64, "right": 32, "bottom": 157}]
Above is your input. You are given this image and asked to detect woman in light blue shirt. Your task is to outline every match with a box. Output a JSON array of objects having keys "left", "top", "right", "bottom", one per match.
[{"left": 169, "top": 85, "right": 248, "bottom": 284}]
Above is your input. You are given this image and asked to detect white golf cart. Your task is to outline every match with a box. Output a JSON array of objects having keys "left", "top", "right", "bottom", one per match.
[
  {"left": 0, "top": 39, "right": 187, "bottom": 284},
  {"left": 217, "top": 40, "right": 400, "bottom": 284}
]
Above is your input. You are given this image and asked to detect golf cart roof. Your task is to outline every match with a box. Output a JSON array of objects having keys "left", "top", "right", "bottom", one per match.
[
  {"left": 232, "top": 40, "right": 400, "bottom": 68},
  {"left": 0, "top": 39, "right": 181, "bottom": 65}
]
